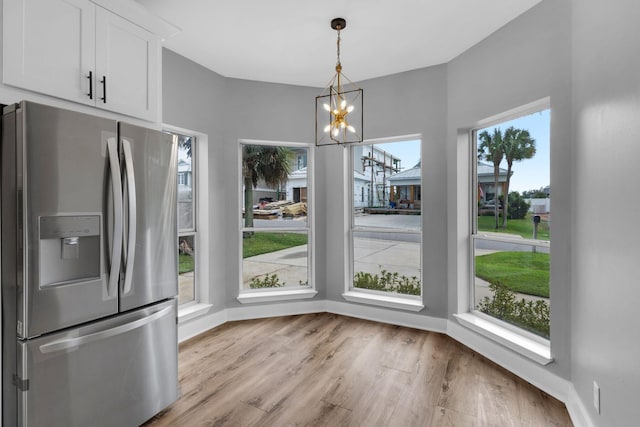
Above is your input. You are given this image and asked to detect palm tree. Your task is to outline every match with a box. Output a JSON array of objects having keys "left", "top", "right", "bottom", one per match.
[
  {"left": 478, "top": 128, "right": 505, "bottom": 229},
  {"left": 243, "top": 145, "right": 293, "bottom": 230},
  {"left": 501, "top": 127, "right": 536, "bottom": 227},
  {"left": 177, "top": 134, "right": 192, "bottom": 158}
]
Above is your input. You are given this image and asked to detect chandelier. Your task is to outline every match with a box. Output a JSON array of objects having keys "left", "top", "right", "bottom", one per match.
[{"left": 315, "top": 18, "right": 363, "bottom": 146}]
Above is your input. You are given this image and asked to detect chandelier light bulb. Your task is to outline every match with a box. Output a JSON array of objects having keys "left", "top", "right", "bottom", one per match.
[
  {"left": 347, "top": 105, "right": 354, "bottom": 113},
  {"left": 323, "top": 103, "right": 331, "bottom": 111}
]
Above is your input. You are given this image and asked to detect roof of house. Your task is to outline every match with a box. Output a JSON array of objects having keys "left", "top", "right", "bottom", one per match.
[
  {"left": 387, "top": 166, "right": 421, "bottom": 182},
  {"left": 477, "top": 160, "right": 509, "bottom": 177}
]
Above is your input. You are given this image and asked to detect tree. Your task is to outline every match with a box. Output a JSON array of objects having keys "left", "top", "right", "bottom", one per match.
[
  {"left": 508, "top": 191, "right": 530, "bottom": 220},
  {"left": 478, "top": 128, "right": 504, "bottom": 229},
  {"left": 501, "top": 127, "right": 536, "bottom": 227},
  {"left": 242, "top": 145, "right": 292, "bottom": 230},
  {"left": 177, "top": 135, "right": 192, "bottom": 158}
]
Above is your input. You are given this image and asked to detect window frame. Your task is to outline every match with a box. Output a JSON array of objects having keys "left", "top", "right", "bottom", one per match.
[
  {"left": 237, "top": 139, "right": 317, "bottom": 303},
  {"left": 344, "top": 134, "right": 424, "bottom": 311},
  {"left": 457, "top": 98, "right": 553, "bottom": 364},
  {"left": 164, "top": 124, "right": 211, "bottom": 319}
]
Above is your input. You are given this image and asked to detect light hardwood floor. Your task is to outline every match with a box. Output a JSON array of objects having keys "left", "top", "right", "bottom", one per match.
[{"left": 145, "top": 313, "right": 572, "bottom": 426}]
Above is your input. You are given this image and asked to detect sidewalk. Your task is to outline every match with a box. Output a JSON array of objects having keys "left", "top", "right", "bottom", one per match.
[
  {"left": 243, "top": 244, "right": 309, "bottom": 288},
  {"left": 242, "top": 236, "right": 421, "bottom": 289}
]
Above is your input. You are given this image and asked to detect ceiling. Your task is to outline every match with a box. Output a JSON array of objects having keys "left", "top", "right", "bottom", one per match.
[{"left": 135, "top": 0, "right": 542, "bottom": 88}]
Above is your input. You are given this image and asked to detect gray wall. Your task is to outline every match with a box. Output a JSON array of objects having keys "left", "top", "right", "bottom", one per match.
[
  {"left": 222, "top": 78, "right": 319, "bottom": 306},
  {"left": 320, "top": 65, "right": 449, "bottom": 319},
  {"left": 163, "top": 49, "right": 227, "bottom": 312},
  {"left": 446, "top": 0, "right": 572, "bottom": 380},
  {"left": 571, "top": 0, "right": 640, "bottom": 424}
]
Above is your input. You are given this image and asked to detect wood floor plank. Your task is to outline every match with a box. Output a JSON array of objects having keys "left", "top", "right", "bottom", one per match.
[
  {"left": 144, "top": 313, "right": 572, "bottom": 427},
  {"left": 436, "top": 348, "right": 482, "bottom": 417}
]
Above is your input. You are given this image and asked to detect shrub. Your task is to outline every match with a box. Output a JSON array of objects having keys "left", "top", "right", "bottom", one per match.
[
  {"left": 354, "top": 268, "right": 421, "bottom": 296},
  {"left": 508, "top": 191, "right": 530, "bottom": 220},
  {"left": 477, "top": 282, "right": 549, "bottom": 338},
  {"left": 249, "top": 274, "right": 285, "bottom": 288}
]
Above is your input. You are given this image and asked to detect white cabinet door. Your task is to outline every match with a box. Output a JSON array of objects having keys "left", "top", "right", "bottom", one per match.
[
  {"left": 3, "top": 0, "right": 95, "bottom": 105},
  {"left": 95, "top": 7, "right": 159, "bottom": 122}
]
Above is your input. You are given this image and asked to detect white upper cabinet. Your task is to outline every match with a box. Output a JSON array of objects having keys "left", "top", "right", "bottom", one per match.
[
  {"left": 3, "top": 0, "right": 161, "bottom": 122},
  {"left": 3, "top": 0, "right": 96, "bottom": 106},
  {"left": 94, "top": 7, "right": 159, "bottom": 121}
]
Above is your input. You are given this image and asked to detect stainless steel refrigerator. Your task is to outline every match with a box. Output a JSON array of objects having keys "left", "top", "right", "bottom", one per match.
[{"left": 1, "top": 101, "right": 179, "bottom": 426}]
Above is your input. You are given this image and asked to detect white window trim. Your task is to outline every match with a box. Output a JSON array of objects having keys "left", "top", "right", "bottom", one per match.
[
  {"left": 454, "top": 312, "right": 552, "bottom": 365},
  {"left": 342, "top": 291, "right": 424, "bottom": 312},
  {"left": 457, "top": 97, "right": 552, "bottom": 365},
  {"left": 164, "top": 124, "right": 212, "bottom": 321},
  {"left": 345, "top": 134, "right": 424, "bottom": 310},
  {"left": 237, "top": 139, "right": 316, "bottom": 302},
  {"left": 237, "top": 289, "right": 318, "bottom": 304}
]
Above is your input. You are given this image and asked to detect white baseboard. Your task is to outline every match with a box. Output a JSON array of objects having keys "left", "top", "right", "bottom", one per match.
[
  {"left": 226, "top": 300, "right": 327, "bottom": 322},
  {"left": 178, "top": 309, "right": 226, "bottom": 343},
  {"left": 177, "top": 299, "right": 449, "bottom": 343},
  {"left": 177, "top": 300, "right": 327, "bottom": 342},
  {"left": 565, "top": 384, "right": 595, "bottom": 427},
  {"left": 326, "top": 300, "right": 448, "bottom": 333}
]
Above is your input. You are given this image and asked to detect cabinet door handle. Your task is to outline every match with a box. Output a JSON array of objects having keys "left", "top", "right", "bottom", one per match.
[
  {"left": 87, "top": 71, "right": 93, "bottom": 99},
  {"left": 101, "top": 76, "right": 107, "bottom": 103}
]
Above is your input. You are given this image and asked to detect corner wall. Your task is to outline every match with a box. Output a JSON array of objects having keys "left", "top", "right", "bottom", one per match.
[
  {"left": 571, "top": 0, "right": 640, "bottom": 424},
  {"left": 446, "top": 0, "right": 572, "bottom": 381}
]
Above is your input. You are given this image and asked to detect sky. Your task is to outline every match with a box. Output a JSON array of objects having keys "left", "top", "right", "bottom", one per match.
[
  {"left": 371, "top": 140, "right": 421, "bottom": 171},
  {"left": 477, "top": 109, "right": 550, "bottom": 193}
]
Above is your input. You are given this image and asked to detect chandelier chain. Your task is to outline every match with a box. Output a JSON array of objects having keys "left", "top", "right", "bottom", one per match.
[{"left": 336, "top": 28, "right": 342, "bottom": 66}]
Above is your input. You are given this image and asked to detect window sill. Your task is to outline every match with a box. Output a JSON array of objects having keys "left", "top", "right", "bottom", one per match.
[
  {"left": 454, "top": 312, "right": 552, "bottom": 365},
  {"left": 178, "top": 303, "right": 212, "bottom": 324},
  {"left": 342, "top": 291, "right": 424, "bottom": 312},
  {"left": 237, "top": 289, "right": 318, "bottom": 304}
]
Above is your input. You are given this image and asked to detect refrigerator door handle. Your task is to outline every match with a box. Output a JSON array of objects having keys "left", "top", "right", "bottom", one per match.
[
  {"left": 38, "top": 306, "right": 172, "bottom": 354},
  {"left": 107, "top": 139, "right": 123, "bottom": 298},
  {"left": 122, "top": 139, "right": 137, "bottom": 295}
]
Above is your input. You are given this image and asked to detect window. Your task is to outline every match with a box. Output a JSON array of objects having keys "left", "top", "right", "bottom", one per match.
[
  {"left": 471, "top": 108, "right": 550, "bottom": 339},
  {"left": 176, "top": 132, "right": 197, "bottom": 305},
  {"left": 239, "top": 141, "right": 314, "bottom": 298},
  {"left": 348, "top": 137, "right": 422, "bottom": 305}
]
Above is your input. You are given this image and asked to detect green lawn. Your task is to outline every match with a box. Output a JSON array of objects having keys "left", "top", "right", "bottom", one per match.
[
  {"left": 475, "top": 251, "right": 549, "bottom": 297},
  {"left": 179, "top": 254, "right": 194, "bottom": 274},
  {"left": 477, "top": 213, "right": 550, "bottom": 240},
  {"left": 243, "top": 232, "right": 308, "bottom": 258}
]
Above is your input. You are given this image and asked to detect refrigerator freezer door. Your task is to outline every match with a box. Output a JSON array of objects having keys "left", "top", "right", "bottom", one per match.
[
  {"left": 17, "top": 299, "right": 179, "bottom": 427},
  {"left": 15, "top": 102, "right": 119, "bottom": 338},
  {"left": 119, "top": 123, "right": 178, "bottom": 312}
]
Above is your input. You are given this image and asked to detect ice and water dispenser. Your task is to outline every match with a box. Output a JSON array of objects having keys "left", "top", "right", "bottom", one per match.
[{"left": 39, "top": 215, "right": 101, "bottom": 288}]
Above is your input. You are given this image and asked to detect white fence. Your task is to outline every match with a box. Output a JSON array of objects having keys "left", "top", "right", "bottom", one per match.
[{"left": 526, "top": 198, "right": 550, "bottom": 213}]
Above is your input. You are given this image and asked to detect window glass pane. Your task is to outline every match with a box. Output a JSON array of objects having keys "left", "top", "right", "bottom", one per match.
[
  {"left": 353, "top": 141, "right": 421, "bottom": 230},
  {"left": 476, "top": 110, "right": 550, "bottom": 232},
  {"left": 242, "top": 144, "right": 308, "bottom": 229},
  {"left": 178, "top": 134, "right": 194, "bottom": 231},
  {"left": 473, "top": 108, "right": 550, "bottom": 338},
  {"left": 242, "top": 231, "right": 309, "bottom": 289},
  {"left": 353, "top": 231, "right": 421, "bottom": 296},
  {"left": 178, "top": 234, "right": 195, "bottom": 304},
  {"left": 474, "top": 238, "right": 549, "bottom": 338}
]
